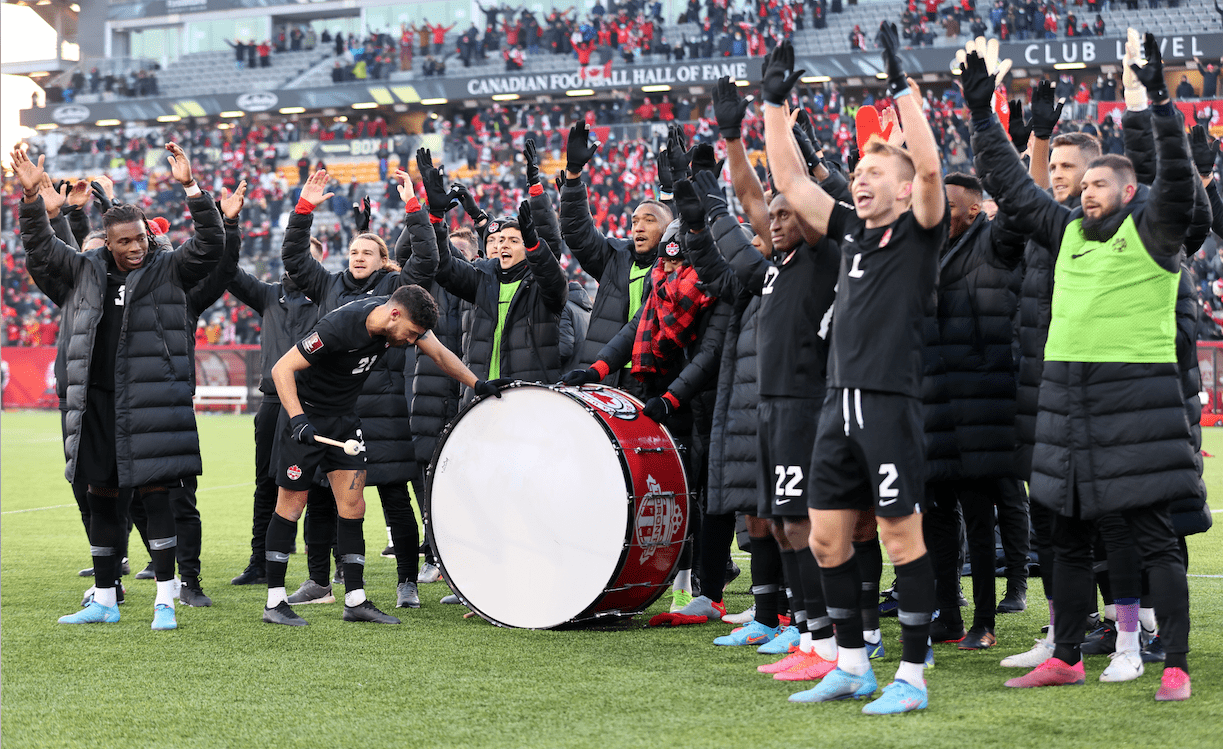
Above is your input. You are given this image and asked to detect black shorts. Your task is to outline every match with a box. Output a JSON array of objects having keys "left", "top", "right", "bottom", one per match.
[
  {"left": 757, "top": 396, "right": 821, "bottom": 519},
  {"left": 808, "top": 388, "right": 925, "bottom": 518},
  {"left": 274, "top": 409, "right": 366, "bottom": 490},
  {"left": 75, "top": 386, "right": 119, "bottom": 487}
]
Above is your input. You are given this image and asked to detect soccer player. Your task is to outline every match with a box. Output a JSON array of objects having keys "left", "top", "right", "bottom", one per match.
[
  {"left": 262, "top": 285, "right": 508, "bottom": 625},
  {"left": 13, "top": 143, "right": 224, "bottom": 631},
  {"left": 968, "top": 33, "right": 1194, "bottom": 701},
  {"left": 761, "top": 31, "right": 947, "bottom": 714}
]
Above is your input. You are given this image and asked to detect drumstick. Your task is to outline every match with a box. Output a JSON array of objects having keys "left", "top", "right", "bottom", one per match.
[{"left": 315, "top": 435, "right": 362, "bottom": 456}]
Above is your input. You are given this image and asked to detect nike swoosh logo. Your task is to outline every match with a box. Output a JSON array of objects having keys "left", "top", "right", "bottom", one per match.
[
  {"left": 1071, "top": 247, "right": 1097, "bottom": 259},
  {"left": 747, "top": 635, "right": 769, "bottom": 644},
  {"left": 775, "top": 497, "right": 791, "bottom": 505},
  {"left": 879, "top": 498, "right": 898, "bottom": 506}
]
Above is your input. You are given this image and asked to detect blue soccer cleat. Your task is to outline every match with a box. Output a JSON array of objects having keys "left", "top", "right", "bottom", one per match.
[
  {"left": 789, "top": 667, "right": 878, "bottom": 703},
  {"left": 866, "top": 637, "right": 886, "bottom": 660},
  {"left": 151, "top": 604, "right": 177, "bottom": 631},
  {"left": 863, "top": 679, "right": 929, "bottom": 715},
  {"left": 925, "top": 645, "right": 936, "bottom": 669},
  {"left": 58, "top": 601, "right": 120, "bottom": 624},
  {"left": 758, "top": 625, "right": 800, "bottom": 654},
  {"left": 713, "top": 620, "right": 781, "bottom": 647}
]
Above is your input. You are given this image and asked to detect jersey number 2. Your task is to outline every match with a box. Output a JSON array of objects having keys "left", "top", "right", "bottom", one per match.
[
  {"left": 350, "top": 356, "right": 377, "bottom": 375},
  {"left": 775, "top": 466, "right": 803, "bottom": 497},
  {"left": 878, "top": 463, "right": 899, "bottom": 498}
]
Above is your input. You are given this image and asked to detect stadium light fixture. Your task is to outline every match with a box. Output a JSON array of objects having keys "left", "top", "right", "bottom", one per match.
[
  {"left": 217, "top": 123, "right": 231, "bottom": 130},
  {"left": 35, "top": 123, "right": 58, "bottom": 130},
  {"left": 734, "top": 80, "right": 749, "bottom": 87},
  {"left": 36, "top": 0, "right": 51, "bottom": 5},
  {"left": 800, "top": 76, "right": 831, "bottom": 84},
  {"left": 219, "top": 110, "right": 244, "bottom": 118},
  {"left": 566, "top": 89, "right": 595, "bottom": 97},
  {"left": 641, "top": 84, "right": 671, "bottom": 93},
  {"left": 420, "top": 98, "right": 448, "bottom": 106},
  {"left": 29, "top": 71, "right": 51, "bottom": 78},
  {"left": 874, "top": 73, "right": 888, "bottom": 80},
  {"left": 157, "top": 115, "right": 181, "bottom": 122},
  {"left": 279, "top": 107, "right": 306, "bottom": 114},
  {"left": 352, "top": 102, "right": 379, "bottom": 109},
  {"left": 492, "top": 94, "right": 520, "bottom": 101},
  {"left": 1054, "top": 62, "right": 1087, "bottom": 70},
  {"left": 334, "top": 115, "right": 348, "bottom": 122},
  {"left": 95, "top": 119, "right": 121, "bottom": 126}
]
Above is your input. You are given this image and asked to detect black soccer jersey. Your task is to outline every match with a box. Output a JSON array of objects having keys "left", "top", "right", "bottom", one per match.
[
  {"left": 824, "top": 202, "right": 947, "bottom": 398},
  {"left": 756, "top": 238, "right": 841, "bottom": 399},
  {"left": 294, "top": 296, "right": 394, "bottom": 415}
]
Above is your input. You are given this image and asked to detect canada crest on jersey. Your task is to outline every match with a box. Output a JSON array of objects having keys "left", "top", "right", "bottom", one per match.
[{"left": 635, "top": 475, "right": 684, "bottom": 563}]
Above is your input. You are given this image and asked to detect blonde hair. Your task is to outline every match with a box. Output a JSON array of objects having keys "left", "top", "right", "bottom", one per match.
[
  {"left": 349, "top": 232, "right": 400, "bottom": 272},
  {"left": 862, "top": 136, "right": 915, "bottom": 182}
]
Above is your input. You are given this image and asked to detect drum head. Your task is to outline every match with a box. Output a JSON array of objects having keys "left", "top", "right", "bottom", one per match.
[{"left": 429, "top": 386, "right": 631, "bottom": 628}]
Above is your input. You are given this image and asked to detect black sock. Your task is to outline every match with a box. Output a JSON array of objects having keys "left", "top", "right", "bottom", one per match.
[
  {"left": 896, "top": 554, "right": 936, "bottom": 665},
  {"left": 336, "top": 517, "right": 366, "bottom": 595},
  {"left": 1096, "top": 568, "right": 1114, "bottom": 614},
  {"left": 697, "top": 512, "right": 735, "bottom": 604},
  {"left": 854, "top": 538, "right": 882, "bottom": 632},
  {"left": 86, "top": 491, "right": 124, "bottom": 592},
  {"left": 140, "top": 489, "right": 177, "bottom": 582},
  {"left": 821, "top": 555, "right": 865, "bottom": 650},
  {"left": 265, "top": 513, "right": 297, "bottom": 590},
  {"left": 749, "top": 534, "right": 782, "bottom": 627},
  {"left": 379, "top": 483, "right": 419, "bottom": 584},
  {"left": 797, "top": 547, "right": 834, "bottom": 640},
  {"left": 305, "top": 486, "right": 337, "bottom": 585},
  {"left": 780, "top": 548, "right": 804, "bottom": 630}
]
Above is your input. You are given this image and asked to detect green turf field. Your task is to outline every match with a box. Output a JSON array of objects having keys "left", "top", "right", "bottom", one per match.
[{"left": 1, "top": 410, "right": 1220, "bottom": 748}]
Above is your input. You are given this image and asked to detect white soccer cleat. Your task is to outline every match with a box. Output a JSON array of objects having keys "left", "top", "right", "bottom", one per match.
[
  {"left": 722, "top": 604, "right": 756, "bottom": 625},
  {"left": 1001, "top": 638, "right": 1055, "bottom": 668},
  {"left": 1100, "top": 650, "right": 1145, "bottom": 683}
]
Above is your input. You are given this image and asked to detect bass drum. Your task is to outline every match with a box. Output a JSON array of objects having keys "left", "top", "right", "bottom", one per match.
[{"left": 426, "top": 383, "right": 688, "bottom": 629}]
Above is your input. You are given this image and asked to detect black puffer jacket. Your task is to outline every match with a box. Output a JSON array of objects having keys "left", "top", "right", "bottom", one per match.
[
  {"left": 688, "top": 214, "right": 761, "bottom": 515},
  {"left": 559, "top": 181, "right": 656, "bottom": 389},
  {"left": 435, "top": 228, "right": 568, "bottom": 394},
  {"left": 227, "top": 269, "right": 319, "bottom": 398},
  {"left": 924, "top": 212, "right": 1022, "bottom": 480},
  {"left": 282, "top": 208, "right": 437, "bottom": 485},
  {"left": 974, "top": 109, "right": 1199, "bottom": 519},
  {"left": 1173, "top": 264, "right": 1213, "bottom": 535},
  {"left": 20, "top": 192, "right": 225, "bottom": 487}
]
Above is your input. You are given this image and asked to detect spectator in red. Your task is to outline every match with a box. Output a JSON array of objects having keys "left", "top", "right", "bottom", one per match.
[
  {"left": 504, "top": 18, "right": 522, "bottom": 47},
  {"left": 258, "top": 40, "right": 271, "bottom": 67},
  {"left": 429, "top": 22, "right": 455, "bottom": 50},
  {"left": 658, "top": 95, "right": 675, "bottom": 121},
  {"left": 924, "top": 0, "right": 939, "bottom": 21},
  {"left": 635, "top": 97, "right": 657, "bottom": 121},
  {"left": 849, "top": 24, "right": 866, "bottom": 50}
]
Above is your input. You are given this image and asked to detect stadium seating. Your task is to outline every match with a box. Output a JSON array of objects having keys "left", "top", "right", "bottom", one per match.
[{"left": 155, "top": 48, "right": 332, "bottom": 97}]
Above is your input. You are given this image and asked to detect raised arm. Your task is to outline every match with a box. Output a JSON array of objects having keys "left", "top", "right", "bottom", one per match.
[
  {"left": 187, "top": 183, "right": 247, "bottom": 315},
  {"left": 524, "top": 140, "right": 565, "bottom": 259},
  {"left": 518, "top": 201, "right": 568, "bottom": 315},
  {"left": 1026, "top": 80, "right": 1064, "bottom": 190},
  {"left": 63, "top": 179, "right": 92, "bottom": 249},
  {"left": 11, "top": 150, "right": 87, "bottom": 282},
  {"left": 559, "top": 121, "right": 623, "bottom": 281},
  {"left": 281, "top": 170, "right": 335, "bottom": 302},
  {"left": 712, "top": 76, "right": 771, "bottom": 253}
]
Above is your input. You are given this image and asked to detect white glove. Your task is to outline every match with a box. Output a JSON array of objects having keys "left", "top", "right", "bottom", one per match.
[
  {"left": 1122, "top": 28, "right": 1148, "bottom": 111},
  {"left": 952, "top": 36, "right": 1013, "bottom": 86}
]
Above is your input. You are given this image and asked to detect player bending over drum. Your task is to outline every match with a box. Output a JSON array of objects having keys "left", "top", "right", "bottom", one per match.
[{"left": 262, "top": 284, "right": 509, "bottom": 626}]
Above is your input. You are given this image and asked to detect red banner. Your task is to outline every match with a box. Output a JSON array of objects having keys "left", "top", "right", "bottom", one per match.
[
  {"left": 1097, "top": 99, "right": 1223, "bottom": 133},
  {"left": 1, "top": 345, "right": 259, "bottom": 411}
]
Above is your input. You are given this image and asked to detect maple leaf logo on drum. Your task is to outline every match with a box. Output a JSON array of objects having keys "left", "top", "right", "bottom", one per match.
[{"left": 286, "top": 465, "right": 302, "bottom": 481}]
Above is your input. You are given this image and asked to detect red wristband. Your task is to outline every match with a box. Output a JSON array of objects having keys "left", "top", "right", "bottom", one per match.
[
  {"left": 294, "top": 197, "right": 315, "bottom": 215},
  {"left": 429, "top": 214, "right": 444, "bottom": 224},
  {"left": 405, "top": 197, "right": 421, "bottom": 213},
  {"left": 591, "top": 360, "right": 611, "bottom": 380},
  {"left": 528, "top": 183, "right": 544, "bottom": 196},
  {"left": 663, "top": 392, "right": 680, "bottom": 410}
]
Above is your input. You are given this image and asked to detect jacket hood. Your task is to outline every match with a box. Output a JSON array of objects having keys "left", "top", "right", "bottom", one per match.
[{"left": 568, "top": 280, "right": 593, "bottom": 310}]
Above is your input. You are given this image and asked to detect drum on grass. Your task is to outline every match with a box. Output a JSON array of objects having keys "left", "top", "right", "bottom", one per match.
[{"left": 426, "top": 383, "right": 689, "bottom": 629}]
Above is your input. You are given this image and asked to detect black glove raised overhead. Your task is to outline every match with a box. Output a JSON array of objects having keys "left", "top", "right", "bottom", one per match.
[
  {"left": 417, "top": 147, "right": 456, "bottom": 216},
  {"left": 1007, "top": 99, "right": 1032, "bottom": 152},
  {"left": 876, "top": 20, "right": 908, "bottom": 96},
  {"left": 352, "top": 195, "right": 371, "bottom": 232},
  {"left": 452, "top": 182, "right": 488, "bottom": 224},
  {"left": 690, "top": 143, "right": 722, "bottom": 178},
  {"left": 289, "top": 414, "right": 316, "bottom": 445},
  {"left": 657, "top": 147, "right": 676, "bottom": 194},
  {"left": 566, "top": 121, "right": 601, "bottom": 173},
  {"left": 792, "top": 123, "right": 821, "bottom": 170},
  {"left": 524, "top": 138, "right": 541, "bottom": 185},
  {"left": 474, "top": 378, "right": 513, "bottom": 398},
  {"left": 517, "top": 200, "right": 538, "bottom": 248},
  {"left": 958, "top": 51, "right": 996, "bottom": 121},
  {"left": 760, "top": 39, "right": 804, "bottom": 106},
  {"left": 666, "top": 124, "right": 694, "bottom": 179},
  {"left": 672, "top": 179, "right": 706, "bottom": 230},
  {"left": 1191, "top": 124, "right": 1219, "bottom": 176},
  {"left": 692, "top": 170, "right": 729, "bottom": 224},
  {"left": 90, "top": 181, "right": 114, "bottom": 212},
  {"left": 1131, "top": 32, "right": 1168, "bottom": 102},
  {"left": 1029, "top": 80, "right": 1064, "bottom": 140},
  {"left": 712, "top": 75, "right": 751, "bottom": 140}
]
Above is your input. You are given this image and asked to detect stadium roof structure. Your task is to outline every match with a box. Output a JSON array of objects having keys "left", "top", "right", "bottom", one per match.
[{"left": 20, "top": 30, "right": 1223, "bottom": 128}]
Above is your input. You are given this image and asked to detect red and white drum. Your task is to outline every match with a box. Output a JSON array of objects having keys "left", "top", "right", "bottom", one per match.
[{"left": 426, "top": 383, "right": 689, "bottom": 629}]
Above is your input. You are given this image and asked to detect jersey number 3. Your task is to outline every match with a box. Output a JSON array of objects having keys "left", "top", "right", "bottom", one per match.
[
  {"left": 351, "top": 355, "right": 377, "bottom": 375},
  {"left": 775, "top": 465, "right": 803, "bottom": 497}
]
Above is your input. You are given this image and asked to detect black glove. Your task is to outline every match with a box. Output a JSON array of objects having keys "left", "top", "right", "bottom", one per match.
[
  {"left": 517, "top": 200, "right": 538, "bottom": 248},
  {"left": 876, "top": 20, "right": 907, "bottom": 96},
  {"left": 692, "top": 170, "right": 729, "bottom": 224},
  {"left": 712, "top": 75, "right": 751, "bottom": 140},
  {"left": 566, "top": 121, "right": 600, "bottom": 173},
  {"left": 90, "top": 181, "right": 113, "bottom": 213},
  {"left": 673, "top": 179, "right": 705, "bottom": 230},
  {"left": 761, "top": 39, "right": 804, "bottom": 106},
  {"left": 452, "top": 183, "right": 488, "bottom": 224},
  {"left": 690, "top": 143, "right": 721, "bottom": 178},
  {"left": 352, "top": 195, "right": 371, "bottom": 232},
  {"left": 417, "top": 147, "right": 455, "bottom": 217},
  {"left": 524, "top": 138, "right": 540, "bottom": 185},
  {"left": 1007, "top": 99, "right": 1032, "bottom": 152},
  {"left": 847, "top": 149, "right": 860, "bottom": 176},
  {"left": 657, "top": 147, "right": 675, "bottom": 194},
  {"left": 554, "top": 172, "right": 565, "bottom": 193},
  {"left": 289, "top": 414, "right": 316, "bottom": 445},
  {"left": 1029, "top": 80, "right": 1064, "bottom": 140},
  {"left": 958, "top": 51, "right": 996, "bottom": 121},
  {"left": 561, "top": 367, "right": 602, "bottom": 386},
  {"left": 474, "top": 378, "right": 513, "bottom": 398},
  {"left": 1191, "top": 124, "right": 1219, "bottom": 176},
  {"left": 792, "top": 123, "right": 821, "bottom": 169},
  {"left": 796, "top": 109, "right": 822, "bottom": 154},
  {"left": 666, "top": 125, "right": 694, "bottom": 178},
  {"left": 642, "top": 396, "right": 674, "bottom": 423},
  {"left": 1131, "top": 32, "right": 1168, "bottom": 102}
]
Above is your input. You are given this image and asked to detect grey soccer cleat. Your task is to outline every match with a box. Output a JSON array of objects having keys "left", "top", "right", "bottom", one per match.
[
  {"left": 396, "top": 582, "right": 421, "bottom": 608},
  {"left": 286, "top": 579, "right": 335, "bottom": 605}
]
